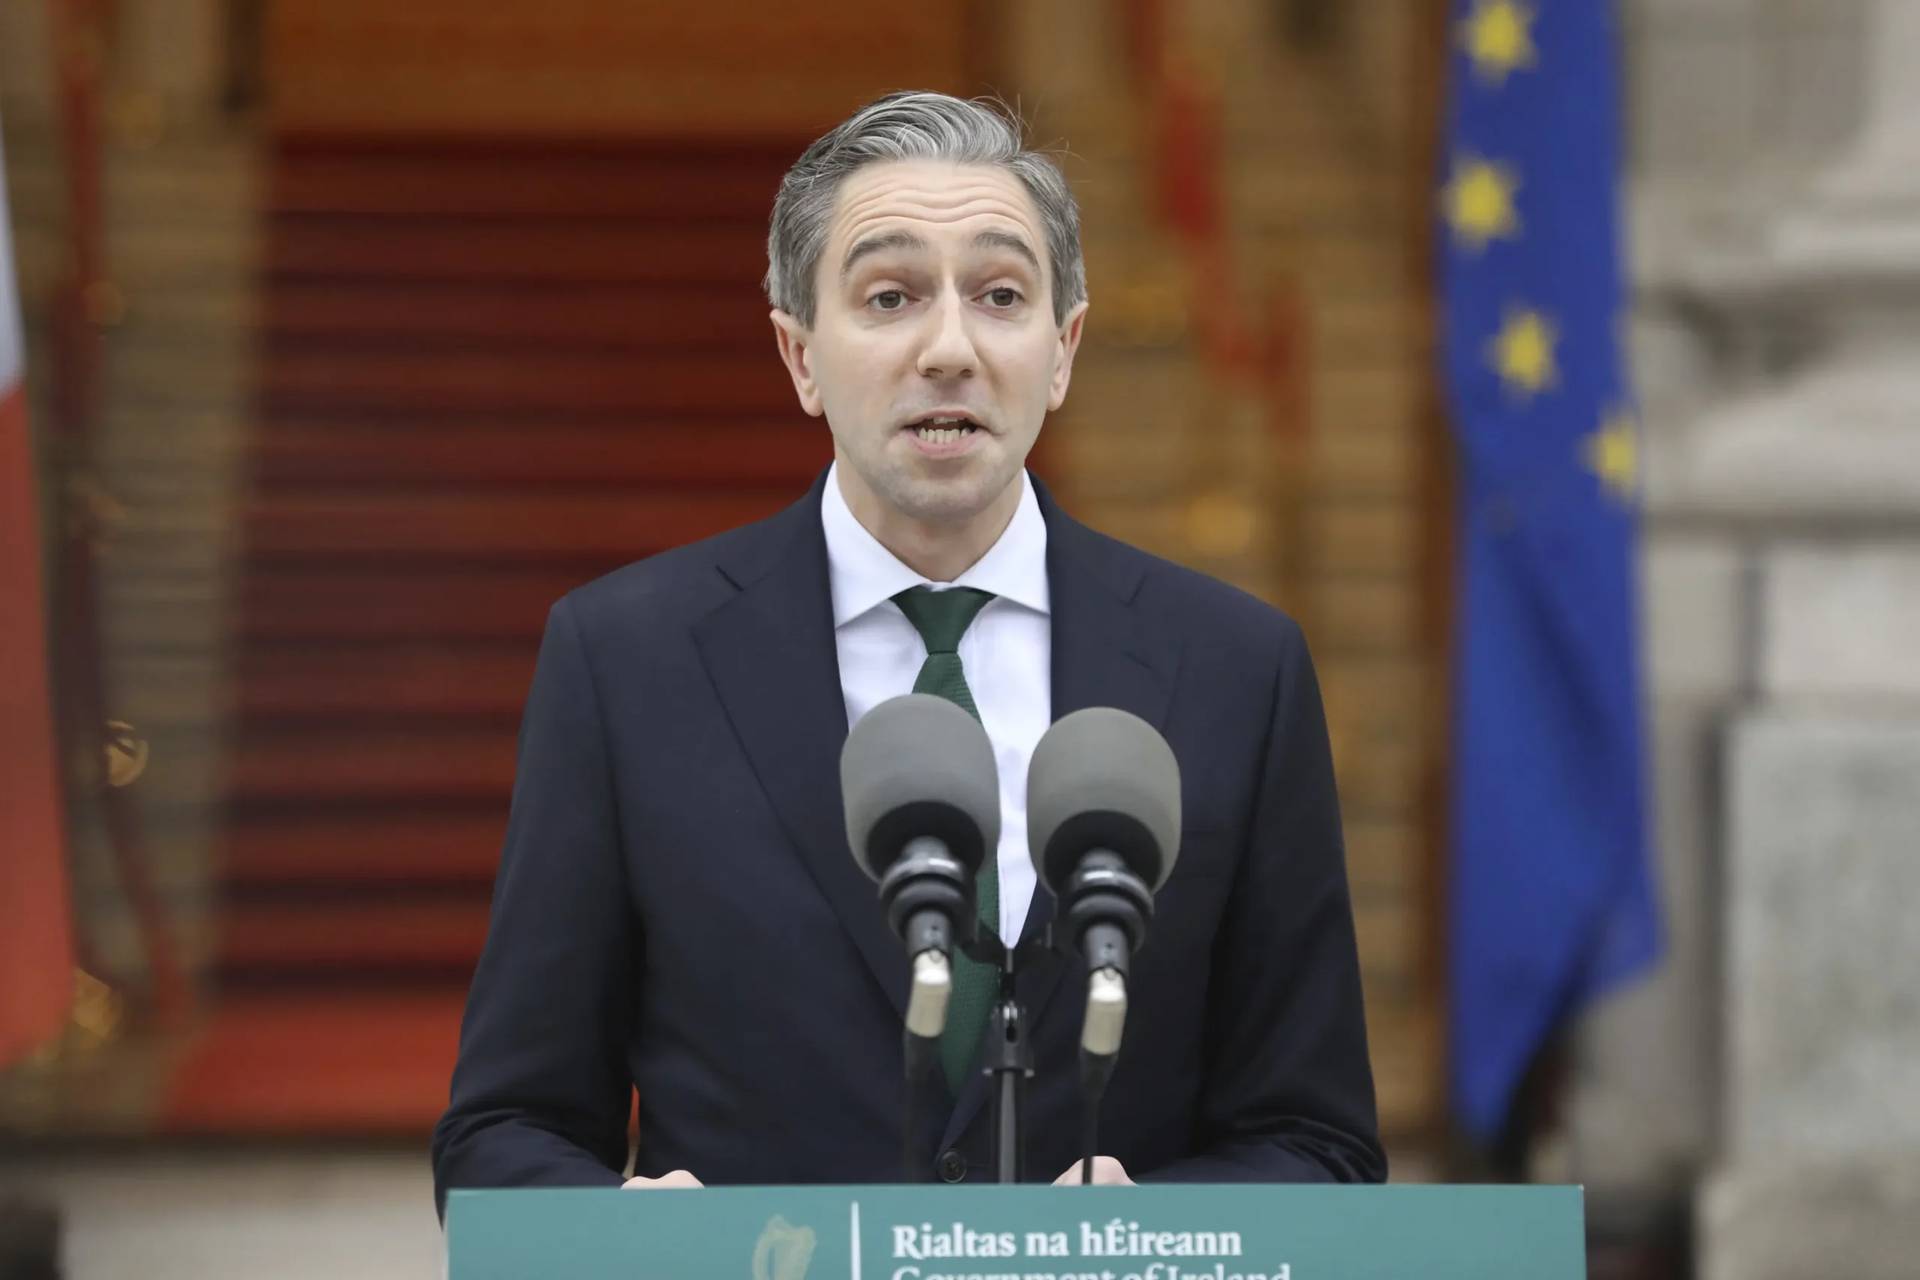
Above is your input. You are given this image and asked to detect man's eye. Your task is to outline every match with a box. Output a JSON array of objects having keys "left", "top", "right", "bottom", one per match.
[
  {"left": 985, "top": 287, "right": 1022, "bottom": 308},
  {"left": 869, "top": 290, "right": 907, "bottom": 311}
]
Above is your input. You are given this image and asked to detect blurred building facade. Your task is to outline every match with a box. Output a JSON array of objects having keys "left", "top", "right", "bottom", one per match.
[
  {"left": 0, "top": 0, "right": 1446, "bottom": 1156},
  {"left": 3, "top": 0, "right": 1917, "bottom": 1276},
  {"left": 1575, "top": 0, "right": 1920, "bottom": 1275}
]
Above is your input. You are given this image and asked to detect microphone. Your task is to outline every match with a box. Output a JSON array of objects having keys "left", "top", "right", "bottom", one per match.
[
  {"left": 1026, "top": 707, "right": 1180, "bottom": 1180},
  {"left": 1028, "top": 707, "right": 1182, "bottom": 1028},
  {"left": 841, "top": 693, "right": 1001, "bottom": 1045}
]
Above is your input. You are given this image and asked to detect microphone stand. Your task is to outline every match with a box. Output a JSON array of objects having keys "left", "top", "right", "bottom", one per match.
[
  {"left": 901, "top": 925, "right": 1057, "bottom": 1185},
  {"left": 985, "top": 965, "right": 1031, "bottom": 1184},
  {"left": 958, "top": 930, "right": 1052, "bottom": 1184}
]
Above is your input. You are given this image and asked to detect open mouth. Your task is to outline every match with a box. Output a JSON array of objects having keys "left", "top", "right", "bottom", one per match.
[{"left": 903, "top": 414, "right": 984, "bottom": 445}]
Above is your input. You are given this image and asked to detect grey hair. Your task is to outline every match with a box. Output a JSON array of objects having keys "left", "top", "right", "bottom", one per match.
[{"left": 764, "top": 91, "right": 1087, "bottom": 329}]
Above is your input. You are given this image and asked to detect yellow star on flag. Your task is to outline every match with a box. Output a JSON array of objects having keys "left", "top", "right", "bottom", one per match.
[
  {"left": 1444, "top": 155, "right": 1521, "bottom": 251},
  {"left": 1488, "top": 307, "right": 1557, "bottom": 398},
  {"left": 1460, "top": 0, "right": 1538, "bottom": 86},
  {"left": 1584, "top": 409, "right": 1639, "bottom": 502}
]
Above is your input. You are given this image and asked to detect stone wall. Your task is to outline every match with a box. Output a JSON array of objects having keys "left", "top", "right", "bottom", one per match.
[{"left": 1570, "top": 0, "right": 1920, "bottom": 1272}]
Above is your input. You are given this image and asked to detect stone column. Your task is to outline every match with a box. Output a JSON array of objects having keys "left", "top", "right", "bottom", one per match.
[
  {"left": 1652, "top": 2, "right": 1920, "bottom": 1275},
  {"left": 1834, "top": 0, "right": 1920, "bottom": 187}
]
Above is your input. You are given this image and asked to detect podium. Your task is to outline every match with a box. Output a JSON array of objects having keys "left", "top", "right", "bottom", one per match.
[{"left": 444, "top": 1183, "right": 1584, "bottom": 1278}]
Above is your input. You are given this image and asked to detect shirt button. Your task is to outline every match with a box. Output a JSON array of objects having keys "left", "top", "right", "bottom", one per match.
[{"left": 938, "top": 1149, "right": 967, "bottom": 1183}]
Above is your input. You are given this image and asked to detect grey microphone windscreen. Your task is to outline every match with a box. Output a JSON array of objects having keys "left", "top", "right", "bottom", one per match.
[
  {"left": 841, "top": 693, "right": 1000, "bottom": 881},
  {"left": 1026, "top": 707, "right": 1181, "bottom": 892}
]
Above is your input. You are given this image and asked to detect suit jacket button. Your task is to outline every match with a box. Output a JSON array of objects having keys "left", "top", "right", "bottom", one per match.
[{"left": 938, "top": 1149, "right": 967, "bottom": 1183}]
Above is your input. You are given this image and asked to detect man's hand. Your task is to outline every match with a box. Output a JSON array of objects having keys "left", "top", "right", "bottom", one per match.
[
  {"left": 1052, "top": 1156, "right": 1134, "bottom": 1186},
  {"left": 621, "top": 1170, "right": 704, "bottom": 1189}
]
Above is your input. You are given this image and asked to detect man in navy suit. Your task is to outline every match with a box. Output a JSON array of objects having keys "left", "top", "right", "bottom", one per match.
[{"left": 432, "top": 91, "right": 1384, "bottom": 1211}]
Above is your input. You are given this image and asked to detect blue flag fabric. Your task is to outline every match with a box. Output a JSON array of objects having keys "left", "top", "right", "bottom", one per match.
[{"left": 1438, "top": 0, "right": 1661, "bottom": 1140}]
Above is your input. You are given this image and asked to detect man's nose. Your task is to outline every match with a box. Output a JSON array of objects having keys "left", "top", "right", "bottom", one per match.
[{"left": 915, "top": 291, "right": 978, "bottom": 380}]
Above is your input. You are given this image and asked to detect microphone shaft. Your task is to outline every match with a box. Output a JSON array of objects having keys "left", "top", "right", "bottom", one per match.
[
  {"left": 1081, "top": 920, "right": 1131, "bottom": 974},
  {"left": 902, "top": 905, "right": 954, "bottom": 962}
]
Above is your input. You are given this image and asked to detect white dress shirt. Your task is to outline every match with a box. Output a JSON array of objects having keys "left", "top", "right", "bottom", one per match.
[{"left": 822, "top": 462, "right": 1051, "bottom": 945}]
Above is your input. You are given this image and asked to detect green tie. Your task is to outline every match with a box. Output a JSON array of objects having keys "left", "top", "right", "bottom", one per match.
[{"left": 892, "top": 586, "right": 999, "bottom": 1091}]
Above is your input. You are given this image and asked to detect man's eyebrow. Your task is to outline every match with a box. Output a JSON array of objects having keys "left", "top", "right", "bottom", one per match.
[
  {"left": 972, "top": 230, "right": 1041, "bottom": 275},
  {"left": 840, "top": 230, "right": 928, "bottom": 280}
]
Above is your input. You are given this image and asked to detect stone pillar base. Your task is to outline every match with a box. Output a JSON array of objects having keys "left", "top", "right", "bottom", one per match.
[{"left": 1701, "top": 1153, "right": 1920, "bottom": 1280}]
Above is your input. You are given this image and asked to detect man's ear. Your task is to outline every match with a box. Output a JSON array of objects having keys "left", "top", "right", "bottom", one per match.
[
  {"left": 1046, "top": 299, "right": 1090, "bottom": 412},
  {"left": 770, "top": 310, "right": 825, "bottom": 418}
]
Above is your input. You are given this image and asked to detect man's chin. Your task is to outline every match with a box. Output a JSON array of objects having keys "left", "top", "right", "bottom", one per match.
[{"left": 882, "top": 463, "right": 1018, "bottom": 528}]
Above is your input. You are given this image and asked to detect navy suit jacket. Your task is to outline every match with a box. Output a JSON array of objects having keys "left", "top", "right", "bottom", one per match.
[{"left": 432, "top": 472, "right": 1384, "bottom": 1213}]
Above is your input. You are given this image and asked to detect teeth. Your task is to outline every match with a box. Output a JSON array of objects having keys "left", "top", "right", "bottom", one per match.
[{"left": 914, "top": 420, "right": 975, "bottom": 444}]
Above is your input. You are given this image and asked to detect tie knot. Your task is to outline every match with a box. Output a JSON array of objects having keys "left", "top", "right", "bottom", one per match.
[{"left": 892, "top": 586, "right": 994, "bottom": 654}]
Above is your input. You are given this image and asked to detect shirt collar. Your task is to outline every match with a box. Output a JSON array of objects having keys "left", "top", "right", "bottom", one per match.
[{"left": 821, "top": 461, "right": 1050, "bottom": 628}]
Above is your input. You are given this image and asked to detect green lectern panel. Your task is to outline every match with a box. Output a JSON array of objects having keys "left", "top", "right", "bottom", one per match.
[{"left": 446, "top": 1183, "right": 1583, "bottom": 1279}]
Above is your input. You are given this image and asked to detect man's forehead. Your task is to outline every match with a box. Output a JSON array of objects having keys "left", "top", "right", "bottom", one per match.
[{"left": 827, "top": 160, "right": 1044, "bottom": 249}]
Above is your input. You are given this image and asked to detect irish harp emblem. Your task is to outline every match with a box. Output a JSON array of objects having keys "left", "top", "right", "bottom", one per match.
[{"left": 751, "top": 1215, "right": 817, "bottom": 1280}]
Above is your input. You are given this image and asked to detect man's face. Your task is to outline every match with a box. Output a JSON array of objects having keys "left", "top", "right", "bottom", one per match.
[{"left": 772, "top": 160, "right": 1087, "bottom": 529}]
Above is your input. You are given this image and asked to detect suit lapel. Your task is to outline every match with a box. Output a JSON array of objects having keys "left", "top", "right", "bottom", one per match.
[
  {"left": 939, "top": 479, "right": 1184, "bottom": 1161},
  {"left": 692, "top": 474, "right": 910, "bottom": 1019}
]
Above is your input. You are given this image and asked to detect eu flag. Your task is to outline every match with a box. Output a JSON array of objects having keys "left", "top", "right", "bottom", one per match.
[{"left": 1439, "top": 0, "right": 1660, "bottom": 1140}]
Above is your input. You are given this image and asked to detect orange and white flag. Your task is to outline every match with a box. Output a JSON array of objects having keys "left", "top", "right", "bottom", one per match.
[{"left": 0, "top": 120, "right": 76, "bottom": 1067}]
